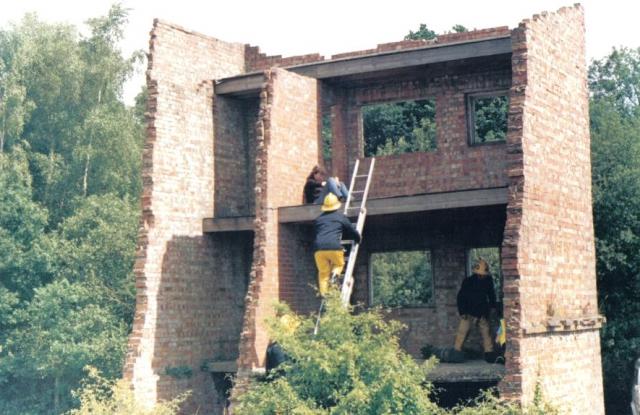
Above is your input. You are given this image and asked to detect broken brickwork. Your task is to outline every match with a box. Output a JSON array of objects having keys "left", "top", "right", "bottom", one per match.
[{"left": 126, "top": 5, "right": 604, "bottom": 414}]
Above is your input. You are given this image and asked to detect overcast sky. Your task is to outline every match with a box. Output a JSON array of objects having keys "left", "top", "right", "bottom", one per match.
[{"left": 2, "top": 0, "right": 639, "bottom": 104}]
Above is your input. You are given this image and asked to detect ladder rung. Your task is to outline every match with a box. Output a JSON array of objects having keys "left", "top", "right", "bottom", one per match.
[{"left": 355, "top": 174, "right": 368, "bottom": 178}]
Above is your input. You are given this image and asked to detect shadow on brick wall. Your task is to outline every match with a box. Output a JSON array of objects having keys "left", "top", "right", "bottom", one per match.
[{"left": 153, "top": 232, "right": 252, "bottom": 414}]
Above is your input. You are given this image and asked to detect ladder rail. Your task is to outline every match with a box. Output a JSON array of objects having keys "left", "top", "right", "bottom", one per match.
[
  {"left": 340, "top": 158, "right": 375, "bottom": 306},
  {"left": 343, "top": 159, "right": 360, "bottom": 216}
]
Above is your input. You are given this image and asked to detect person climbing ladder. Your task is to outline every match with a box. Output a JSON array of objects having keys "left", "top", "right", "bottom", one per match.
[{"left": 312, "top": 193, "right": 361, "bottom": 296}]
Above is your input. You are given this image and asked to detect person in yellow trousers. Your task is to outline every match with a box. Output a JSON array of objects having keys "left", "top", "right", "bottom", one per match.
[
  {"left": 313, "top": 193, "right": 361, "bottom": 296},
  {"left": 454, "top": 258, "right": 500, "bottom": 363}
]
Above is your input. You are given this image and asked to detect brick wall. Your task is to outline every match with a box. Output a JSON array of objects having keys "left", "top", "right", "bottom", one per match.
[
  {"left": 124, "top": 20, "right": 249, "bottom": 414},
  {"left": 236, "top": 69, "right": 319, "bottom": 380},
  {"left": 245, "top": 45, "right": 324, "bottom": 72},
  {"left": 501, "top": 5, "right": 604, "bottom": 413},
  {"left": 336, "top": 63, "right": 511, "bottom": 198}
]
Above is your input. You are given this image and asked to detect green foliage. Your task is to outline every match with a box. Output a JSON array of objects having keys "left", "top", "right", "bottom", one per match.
[
  {"left": 589, "top": 47, "right": 640, "bottom": 118},
  {"left": 235, "top": 294, "right": 557, "bottom": 415},
  {"left": 471, "top": 96, "right": 508, "bottom": 144},
  {"left": 0, "top": 4, "right": 144, "bottom": 413},
  {"left": 235, "top": 292, "right": 441, "bottom": 414},
  {"left": 362, "top": 99, "right": 436, "bottom": 157},
  {"left": 371, "top": 251, "right": 433, "bottom": 307},
  {"left": 404, "top": 24, "right": 468, "bottom": 41},
  {"left": 0, "top": 5, "right": 143, "bottom": 223},
  {"left": 405, "top": 24, "right": 437, "bottom": 41},
  {"left": 68, "top": 366, "right": 187, "bottom": 415},
  {"left": 322, "top": 111, "right": 333, "bottom": 164},
  {"left": 590, "top": 47, "right": 640, "bottom": 414}
]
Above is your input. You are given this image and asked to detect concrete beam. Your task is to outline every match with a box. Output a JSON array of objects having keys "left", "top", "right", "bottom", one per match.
[
  {"left": 202, "top": 216, "right": 254, "bottom": 233},
  {"left": 202, "top": 188, "right": 508, "bottom": 232},
  {"left": 278, "top": 187, "right": 509, "bottom": 224},
  {"left": 215, "top": 36, "right": 511, "bottom": 96}
]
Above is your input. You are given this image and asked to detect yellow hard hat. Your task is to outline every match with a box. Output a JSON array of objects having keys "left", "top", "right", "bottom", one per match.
[
  {"left": 472, "top": 258, "right": 489, "bottom": 276},
  {"left": 321, "top": 193, "right": 341, "bottom": 212}
]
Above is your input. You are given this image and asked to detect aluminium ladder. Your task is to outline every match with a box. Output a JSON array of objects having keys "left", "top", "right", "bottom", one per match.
[
  {"left": 314, "top": 158, "right": 375, "bottom": 335},
  {"left": 339, "top": 158, "right": 375, "bottom": 305}
]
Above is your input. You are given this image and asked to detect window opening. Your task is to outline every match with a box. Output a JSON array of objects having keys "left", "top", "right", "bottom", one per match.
[
  {"left": 321, "top": 110, "right": 333, "bottom": 167},
  {"left": 467, "top": 92, "right": 508, "bottom": 145},
  {"left": 362, "top": 99, "right": 436, "bottom": 157},
  {"left": 369, "top": 250, "right": 433, "bottom": 307}
]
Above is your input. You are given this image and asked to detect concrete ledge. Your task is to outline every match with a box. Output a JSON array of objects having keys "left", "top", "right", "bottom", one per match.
[
  {"left": 205, "top": 358, "right": 504, "bottom": 383},
  {"left": 279, "top": 187, "right": 509, "bottom": 224},
  {"left": 202, "top": 188, "right": 509, "bottom": 232},
  {"left": 216, "top": 37, "right": 512, "bottom": 96},
  {"left": 427, "top": 360, "right": 505, "bottom": 383},
  {"left": 203, "top": 360, "right": 238, "bottom": 373},
  {"left": 202, "top": 216, "right": 254, "bottom": 233}
]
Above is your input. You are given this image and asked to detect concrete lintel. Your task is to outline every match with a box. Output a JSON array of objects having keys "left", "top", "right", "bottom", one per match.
[
  {"left": 202, "top": 216, "right": 254, "bottom": 233},
  {"left": 216, "top": 37, "right": 512, "bottom": 96},
  {"left": 203, "top": 359, "right": 238, "bottom": 373},
  {"left": 278, "top": 187, "right": 509, "bottom": 224},
  {"left": 427, "top": 360, "right": 505, "bottom": 383}
]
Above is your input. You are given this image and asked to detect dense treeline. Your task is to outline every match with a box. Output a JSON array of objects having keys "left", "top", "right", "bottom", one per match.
[
  {"left": 0, "top": 8, "right": 639, "bottom": 413},
  {"left": 589, "top": 47, "right": 640, "bottom": 415},
  {"left": 0, "top": 4, "right": 143, "bottom": 414}
]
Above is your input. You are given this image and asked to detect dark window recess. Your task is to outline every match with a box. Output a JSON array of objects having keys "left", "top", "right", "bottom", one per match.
[
  {"left": 362, "top": 99, "right": 436, "bottom": 157},
  {"left": 467, "top": 93, "right": 508, "bottom": 144},
  {"left": 370, "top": 250, "right": 434, "bottom": 307}
]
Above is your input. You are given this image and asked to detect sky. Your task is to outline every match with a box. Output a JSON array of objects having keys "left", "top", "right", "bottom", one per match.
[{"left": 2, "top": 0, "right": 639, "bottom": 105}]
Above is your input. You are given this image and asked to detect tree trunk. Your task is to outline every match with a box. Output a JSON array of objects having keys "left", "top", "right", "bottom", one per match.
[
  {"left": 54, "top": 376, "right": 60, "bottom": 413},
  {"left": 82, "top": 151, "right": 90, "bottom": 197}
]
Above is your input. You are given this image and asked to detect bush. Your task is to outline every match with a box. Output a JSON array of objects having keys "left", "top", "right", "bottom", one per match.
[
  {"left": 67, "top": 366, "right": 188, "bottom": 415},
  {"left": 234, "top": 290, "right": 557, "bottom": 415},
  {"left": 234, "top": 291, "right": 441, "bottom": 414}
]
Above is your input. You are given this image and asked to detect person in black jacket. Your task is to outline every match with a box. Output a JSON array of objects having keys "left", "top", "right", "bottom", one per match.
[
  {"left": 304, "top": 165, "right": 349, "bottom": 204},
  {"left": 454, "top": 258, "right": 498, "bottom": 362},
  {"left": 313, "top": 193, "right": 361, "bottom": 295}
]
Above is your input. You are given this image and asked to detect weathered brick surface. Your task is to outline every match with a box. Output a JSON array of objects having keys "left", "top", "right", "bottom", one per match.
[
  {"left": 213, "top": 96, "right": 258, "bottom": 216},
  {"left": 124, "top": 20, "right": 249, "bottom": 414},
  {"left": 500, "top": 5, "right": 603, "bottom": 413},
  {"left": 235, "top": 69, "right": 319, "bottom": 380}
]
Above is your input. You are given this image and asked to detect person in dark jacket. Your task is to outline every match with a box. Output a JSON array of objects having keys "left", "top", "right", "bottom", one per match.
[
  {"left": 454, "top": 258, "right": 498, "bottom": 362},
  {"left": 304, "top": 165, "right": 326, "bottom": 204},
  {"left": 304, "top": 165, "right": 349, "bottom": 204},
  {"left": 313, "top": 193, "right": 361, "bottom": 295}
]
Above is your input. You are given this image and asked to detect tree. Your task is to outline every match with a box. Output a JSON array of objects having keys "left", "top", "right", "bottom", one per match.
[
  {"left": 589, "top": 47, "right": 640, "bottom": 415},
  {"left": 0, "top": 4, "right": 144, "bottom": 413},
  {"left": 362, "top": 99, "right": 436, "bottom": 157},
  {"left": 0, "top": 146, "right": 50, "bottom": 300},
  {"left": 0, "top": 280, "right": 129, "bottom": 414},
  {"left": 589, "top": 47, "right": 640, "bottom": 118}
]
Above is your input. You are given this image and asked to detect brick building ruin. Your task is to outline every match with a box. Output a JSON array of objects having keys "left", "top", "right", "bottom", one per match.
[{"left": 124, "top": 4, "right": 605, "bottom": 414}]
